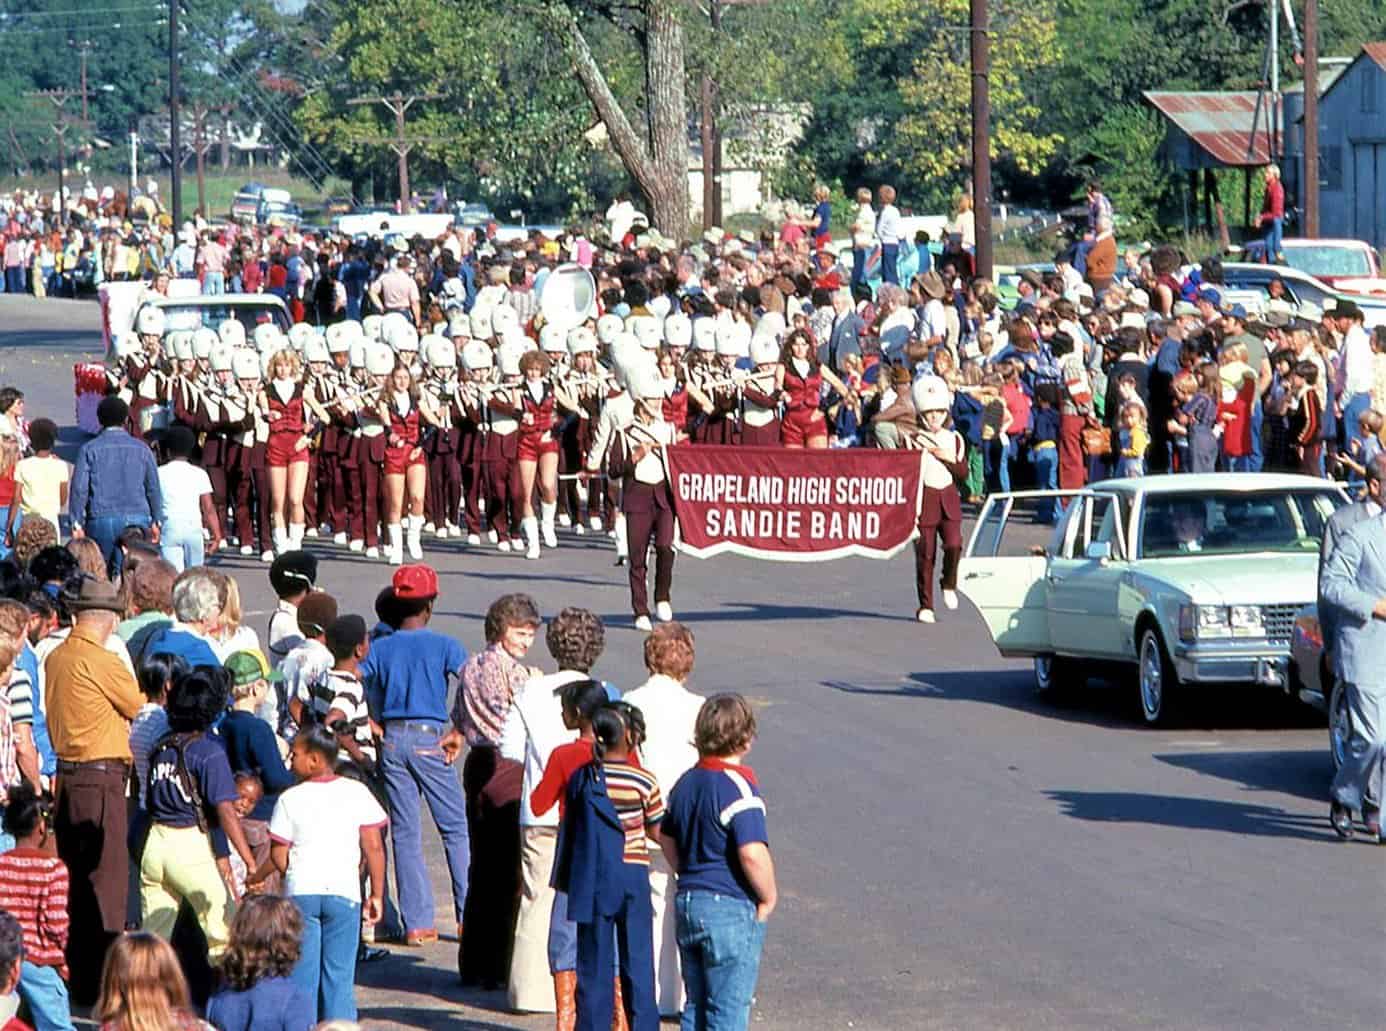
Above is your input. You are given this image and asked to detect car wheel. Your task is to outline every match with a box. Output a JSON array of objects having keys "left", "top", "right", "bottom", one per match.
[
  {"left": 1138, "top": 627, "right": 1180, "bottom": 726},
  {"left": 1328, "top": 680, "right": 1350, "bottom": 774},
  {"left": 1034, "top": 655, "right": 1083, "bottom": 698}
]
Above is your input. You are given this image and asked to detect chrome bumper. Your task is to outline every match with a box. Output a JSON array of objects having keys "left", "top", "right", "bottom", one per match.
[{"left": 1172, "top": 647, "right": 1290, "bottom": 686}]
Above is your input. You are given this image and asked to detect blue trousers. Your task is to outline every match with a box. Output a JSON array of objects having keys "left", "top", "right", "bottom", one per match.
[
  {"left": 1032, "top": 445, "right": 1059, "bottom": 522},
  {"left": 983, "top": 437, "right": 1012, "bottom": 493},
  {"left": 379, "top": 722, "right": 470, "bottom": 934},
  {"left": 850, "top": 248, "right": 867, "bottom": 289},
  {"left": 576, "top": 861, "right": 658, "bottom": 1031},
  {"left": 201, "top": 272, "right": 224, "bottom": 296},
  {"left": 84, "top": 512, "right": 150, "bottom": 578},
  {"left": 160, "top": 517, "right": 204, "bottom": 572},
  {"left": 675, "top": 892, "right": 766, "bottom": 1031},
  {"left": 1264, "top": 217, "right": 1283, "bottom": 261},
  {"left": 1248, "top": 395, "right": 1264, "bottom": 472},
  {"left": 3, "top": 267, "right": 24, "bottom": 294},
  {"left": 1344, "top": 391, "right": 1373, "bottom": 457},
  {"left": 880, "top": 243, "right": 900, "bottom": 285},
  {"left": 548, "top": 887, "right": 579, "bottom": 973},
  {"left": 19, "top": 961, "right": 73, "bottom": 1031},
  {"left": 0, "top": 506, "right": 19, "bottom": 561},
  {"left": 291, "top": 894, "right": 360, "bottom": 1021}
]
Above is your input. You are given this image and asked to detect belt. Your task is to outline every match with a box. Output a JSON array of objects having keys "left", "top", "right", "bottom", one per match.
[
  {"left": 56, "top": 759, "right": 129, "bottom": 775},
  {"left": 1033, "top": 441, "right": 1057, "bottom": 450},
  {"left": 383, "top": 720, "right": 446, "bottom": 734}
]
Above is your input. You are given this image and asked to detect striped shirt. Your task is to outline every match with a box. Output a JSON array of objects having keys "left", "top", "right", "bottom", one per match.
[
  {"left": 0, "top": 848, "right": 69, "bottom": 974},
  {"left": 601, "top": 760, "right": 664, "bottom": 865},
  {"left": 312, "top": 669, "right": 376, "bottom": 765},
  {"left": 5, "top": 667, "right": 32, "bottom": 727},
  {"left": 129, "top": 703, "right": 169, "bottom": 806}
]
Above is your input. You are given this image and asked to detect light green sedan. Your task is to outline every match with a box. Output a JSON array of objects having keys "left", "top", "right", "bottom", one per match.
[{"left": 958, "top": 473, "right": 1347, "bottom": 725}]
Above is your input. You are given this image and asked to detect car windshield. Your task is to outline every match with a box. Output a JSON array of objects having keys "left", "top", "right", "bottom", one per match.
[
  {"left": 159, "top": 304, "right": 288, "bottom": 335},
  {"left": 1282, "top": 246, "right": 1373, "bottom": 279},
  {"left": 1139, "top": 489, "right": 1341, "bottom": 558}
]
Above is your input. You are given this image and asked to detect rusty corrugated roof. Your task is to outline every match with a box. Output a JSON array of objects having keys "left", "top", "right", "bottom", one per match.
[
  {"left": 1362, "top": 42, "right": 1386, "bottom": 71},
  {"left": 1143, "top": 91, "right": 1278, "bottom": 167}
]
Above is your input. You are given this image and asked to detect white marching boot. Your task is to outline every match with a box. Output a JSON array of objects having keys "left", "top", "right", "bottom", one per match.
[
  {"left": 406, "top": 516, "right": 424, "bottom": 561},
  {"left": 288, "top": 523, "right": 305, "bottom": 551},
  {"left": 521, "top": 516, "right": 541, "bottom": 560},
  {"left": 272, "top": 527, "right": 289, "bottom": 555},
  {"left": 613, "top": 514, "right": 629, "bottom": 564},
  {"left": 387, "top": 524, "right": 404, "bottom": 565},
  {"left": 540, "top": 502, "right": 558, "bottom": 549}
]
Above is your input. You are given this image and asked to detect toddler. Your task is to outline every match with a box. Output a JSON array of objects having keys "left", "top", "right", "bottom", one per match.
[{"left": 1116, "top": 402, "right": 1149, "bottom": 478}]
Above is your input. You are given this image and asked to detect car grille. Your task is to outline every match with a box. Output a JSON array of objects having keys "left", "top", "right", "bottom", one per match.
[{"left": 1263, "top": 604, "right": 1297, "bottom": 645}]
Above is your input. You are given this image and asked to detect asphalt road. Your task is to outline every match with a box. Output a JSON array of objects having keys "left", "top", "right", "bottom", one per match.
[{"left": 3, "top": 293, "right": 1381, "bottom": 1030}]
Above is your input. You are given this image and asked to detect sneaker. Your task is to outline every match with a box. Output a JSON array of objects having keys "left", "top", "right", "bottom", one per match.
[
  {"left": 466, "top": 533, "right": 481, "bottom": 546},
  {"left": 498, "top": 539, "right": 512, "bottom": 553},
  {"left": 333, "top": 532, "right": 347, "bottom": 545},
  {"left": 574, "top": 524, "right": 586, "bottom": 536},
  {"left": 349, "top": 538, "right": 364, "bottom": 552},
  {"left": 305, "top": 527, "right": 319, "bottom": 539},
  {"left": 239, "top": 544, "right": 253, "bottom": 556},
  {"left": 358, "top": 944, "right": 389, "bottom": 963},
  {"left": 607, "top": 529, "right": 617, "bottom": 540},
  {"left": 916, "top": 608, "right": 936, "bottom": 624},
  {"left": 260, "top": 550, "right": 274, "bottom": 563},
  {"left": 366, "top": 546, "right": 379, "bottom": 559},
  {"left": 590, "top": 516, "right": 603, "bottom": 531},
  {"left": 446, "top": 522, "right": 462, "bottom": 536},
  {"left": 526, "top": 537, "right": 541, "bottom": 560},
  {"left": 487, "top": 529, "right": 499, "bottom": 545},
  {"left": 655, "top": 601, "right": 674, "bottom": 622},
  {"left": 541, "top": 524, "right": 557, "bottom": 549},
  {"left": 423, "top": 522, "right": 436, "bottom": 533},
  {"left": 558, "top": 512, "right": 572, "bottom": 528},
  {"left": 634, "top": 615, "right": 653, "bottom": 632},
  {"left": 942, "top": 590, "right": 958, "bottom": 611},
  {"left": 435, "top": 525, "right": 449, "bottom": 539},
  {"left": 1330, "top": 801, "right": 1354, "bottom": 840}
]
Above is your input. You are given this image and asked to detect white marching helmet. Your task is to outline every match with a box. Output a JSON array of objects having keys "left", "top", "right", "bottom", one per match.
[
  {"left": 539, "top": 323, "right": 568, "bottom": 354},
  {"left": 755, "top": 311, "right": 787, "bottom": 342},
  {"left": 348, "top": 340, "right": 367, "bottom": 369},
  {"left": 253, "top": 323, "right": 284, "bottom": 353},
  {"left": 715, "top": 321, "right": 751, "bottom": 358},
  {"left": 469, "top": 306, "right": 494, "bottom": 340},
  {"left": 567, "top": 327, "right": 598, "bottom": 357},
  {"left": 627, "top": 362, "right": 664, "bottom": 403},
  {"left": 288, "top": 323, "right": 317, "bottom": 352},
  {"left": 492, "top": 304, "right": 521, "bottom": 338},
  {"left": 461, "top": 340, "right": 494, "bottom": 371},
  {"left": 691, "top": 318, "right": 717, "bottom": 353},
  {"left": 362, "top": 314, "right": 384, "bottom": 342},
  {"left": 596, "top": 313, "right": 624, "bottom": 347},
  {"left": 911, "top": 373, "right": 953, "bottom": 413},
  {"left": 231, "top": 350, "right": 261, "bottom": 381},
  {"left": 447, "top": 311, "right": 471, "bottom": 339},
  {"left": 135, "top": 306, "right": 166, "bottom": 337},
  {"left": 167, "top": 331, "right": 194, "bottom": 362},
  {"left": 365, "top": 342, "right": 396, "bottom": 377},
  {"left": 423, "top": 335, "right": 455, "bottom": 369},
  {"left": 647, "top": 294, "right": 672, "bottom": 321},
  {"left": 749, "top": 333, "right": 780, "bottom": 366},
  {"left": 209, "top": 344, "right": 234, "bottom": 373},
  {"left": 628, "top": 315, "right": 662, "bottom": 351},
  {"left": 390, "top": 321, "right": 420, "bottom": 353},
  {"left": 609, "top": 334, "right": 645, "bottom": 388},
  {"left": 497, "top": 337, "right": 528, "bottom": 378},
  {"left": 192, "top": 327, "right": 219, "bottom": 360},
  {"left": 304, "top": 337, "right": 331, "bottom": 364},
  {"left": 664, "top": 312, "right": 692, "bottom": 350},
  {"left": 218, "top": 318, "right": 246, "bottom": 350},
  {"left": 325, "top": 321, "right": 360, "bottom": 354}
]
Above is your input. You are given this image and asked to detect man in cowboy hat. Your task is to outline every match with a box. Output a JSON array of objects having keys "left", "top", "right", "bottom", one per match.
[{"left": 44, "top": 577, "right": 144, "bottom": 1003}]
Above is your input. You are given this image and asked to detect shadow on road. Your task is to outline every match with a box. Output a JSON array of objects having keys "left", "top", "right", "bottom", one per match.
[
  {"left": 1045, "top": 789, "right": 1331, "bottom": 841},
  {"left": 1155, "top": 749, "right": 1331, "bottom": 803},
  {"left": 355, "top": 1007, "right": 521, "bottom": 1030}
]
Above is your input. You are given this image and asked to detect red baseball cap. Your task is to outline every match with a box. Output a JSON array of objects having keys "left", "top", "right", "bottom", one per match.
[{"left": 392, "top": 564, "right": 438, "bottom": 601}]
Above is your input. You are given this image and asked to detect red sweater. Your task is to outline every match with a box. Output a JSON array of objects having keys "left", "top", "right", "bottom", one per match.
[
  {"left": 0, "top": 848, "right": 69, "bottom": 976},
  {"left": 530, "top": 739, "right": 594, "bottom": 820}
]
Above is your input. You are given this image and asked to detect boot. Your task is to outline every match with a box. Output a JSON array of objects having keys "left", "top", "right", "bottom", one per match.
[
  {"left": 272, "top": 526, "right": 289, "bottom": 555},
  {"left": 941, "top": 546, "right": 962, "bottom": 610},
  {"left": 522, "top": 516, "right": 541, "bottom": 560},
  {"left": 541, "top": 501, "right": 559, "bottom": 548},
  {"left": 614, "top": 514, "right": 629, "bottom": 561},
  {"left": 288, "top": 522, "right": 305, "bottom": 551},
  {"left": 387, "top": 524, "right": 404, "bottom": 565},
  {"left": 406, "top": 515, "right": 424, "bottom": 560},
  {"left": 611, "top": 976, "right": 628, "bottom": 1031},
  {"left": 553, "top": 970, "right": 577, "bottom": 1031}
]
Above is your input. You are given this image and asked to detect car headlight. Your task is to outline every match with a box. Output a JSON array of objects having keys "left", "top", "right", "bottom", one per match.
[
  {"left": 1179, "top": 604, "right": 1232, "bottom": 643},
  {"left": 1230, "top": 605, "right": 1263, "bottom": 638}
]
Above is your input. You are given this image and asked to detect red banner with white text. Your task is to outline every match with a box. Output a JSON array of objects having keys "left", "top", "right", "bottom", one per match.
[{"left": 665, "top": 446, "right": 924, "bottom": 562}]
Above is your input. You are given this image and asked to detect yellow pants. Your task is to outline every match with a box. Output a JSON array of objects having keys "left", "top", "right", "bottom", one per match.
[
  {"left": 508, "top": 825, "right": 558, "bottom": 1013},
  {"left": 140, "top": 823, "right": 236, "bottom": 957}
]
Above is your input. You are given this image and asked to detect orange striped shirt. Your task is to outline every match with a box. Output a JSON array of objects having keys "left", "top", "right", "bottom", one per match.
[
  {"left": 602, "top": 761, "right": 664, "bottom": 865},
  {"left": 0, "top": 847, "right": 69, "bottom": 974}
]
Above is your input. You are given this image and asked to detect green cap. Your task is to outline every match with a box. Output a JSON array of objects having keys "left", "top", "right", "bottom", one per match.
[{"left": 224, "top": 650, "right": 284, "bottom": 687}]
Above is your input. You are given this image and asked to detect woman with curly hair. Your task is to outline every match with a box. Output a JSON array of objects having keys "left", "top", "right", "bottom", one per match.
[
  {"left": 206, "top": 895, "right": 315, "bottom": 1031},
  {"left": 11, "top": 518, "right": 56, "bottom": 573}
]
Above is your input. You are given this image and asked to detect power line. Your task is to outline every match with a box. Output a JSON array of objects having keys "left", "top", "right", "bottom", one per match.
[
  {"left": 0, "top": 17, "right": 163, "bottom": 35},
  {"left": 0, "top": 4, "right": 160, "bottom": 19}
]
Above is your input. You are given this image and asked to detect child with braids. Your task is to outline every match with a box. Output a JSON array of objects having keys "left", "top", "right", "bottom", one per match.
[{"left": 0, "top": 782, "right": 71, "bottom": 1031}]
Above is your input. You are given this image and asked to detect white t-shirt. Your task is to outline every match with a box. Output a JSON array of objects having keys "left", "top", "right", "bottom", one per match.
[
  {"left": 269, "top": 775, "right": 388, "bottom": 901},
  {"left": 157, "top": 459, "right": 212, "bottom": 526}
]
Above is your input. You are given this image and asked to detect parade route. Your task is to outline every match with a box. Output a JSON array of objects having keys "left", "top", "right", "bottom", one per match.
[{"left": 2, "top": 291, "right": 1381, "bottom": 1029}]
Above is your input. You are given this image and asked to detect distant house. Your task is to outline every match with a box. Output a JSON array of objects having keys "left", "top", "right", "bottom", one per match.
[{"left": 1291, "top": 43, "right": 1386, "bottom": 249}]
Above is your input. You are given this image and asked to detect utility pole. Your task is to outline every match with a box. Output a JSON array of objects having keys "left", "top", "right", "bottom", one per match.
[
  {"left": 347, "top": 92, "right": 442, "bottom": 212},
  {"left": 700, "top": 0, "right": 722, "bottom": 229},
  {"left": 970, "top": 0, "right": 992, "bottom": 281},
  {"left": 189, "top": 104, "right": 220, "bottom": 217},
  {"left": 1302, "top": 0, "right": 1319, "bottom": 237},
  {"left": 169, "top": 0, "right": 182, "bottom": 228},
  {"left": 25, "top": 88, "right": 91, "bottom": 227},
  {"left": 70, "top": 40, "right": 95, "bottom": 122}
]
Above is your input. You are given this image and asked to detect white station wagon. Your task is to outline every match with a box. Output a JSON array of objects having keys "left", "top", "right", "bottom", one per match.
[{"left": 958, "top": 473, "right": 1346, "bottom": 724}]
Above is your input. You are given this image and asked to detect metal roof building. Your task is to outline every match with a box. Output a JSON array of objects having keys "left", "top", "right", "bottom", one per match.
[{"left": 1143, "top": 91, "right": 1279, "bottom": 170}]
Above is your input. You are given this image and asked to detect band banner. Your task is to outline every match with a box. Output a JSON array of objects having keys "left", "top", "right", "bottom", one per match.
[{"left": 666, "top": 446, "right": 924, "bottom": 562}]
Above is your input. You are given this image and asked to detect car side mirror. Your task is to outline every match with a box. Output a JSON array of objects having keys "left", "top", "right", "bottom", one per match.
[{"left": 1085, "top": 541, "right": 1112, "bottom": 562}]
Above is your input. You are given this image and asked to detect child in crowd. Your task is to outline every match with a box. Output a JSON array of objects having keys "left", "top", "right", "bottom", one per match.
[
  {"left": 1216, "top": 345, "right": 1257, "bottom": 472},
  {"left": 221, "top": 774, "right": 264, "bottom": 901},
  {"left": 1264, "top": 348, "right": 1297, "bottom": 471},
  {"left": 93, "top": 932, "right": 207, "bottom": 1031},
  {"left": 1289, "top": 361, "right": 1323, "bottom": 476},
  {"left": 1336, "top": 409, "right": 1384, "bottom": 489},
  {"left": 11, "top": 421, "right": 66, "bottom": 540},
  {"left": 0, "top": 783, "right": 71, "bottom": 1031},
  {"left": 156, "top": 426, "right": 220, "bottom": 573},
  {"left": 554, "top": 702, "right": 664, "bottom": 1031},
  {"left": 262, "top": 724, "right": 386, "bottom": 1022},
  {"left": 1116, "top": 402, "right": 1149, "bottom": 479},
  {"left": 1031, "top": 382, "right": 1061, "bottom": 521},
  {"left": 951, "top": 362, "right": 986, "bottom": 502},
  {"left": 205, "top": 896, "right": 315, "bottom": 1031},
  {"left": 828, "top": 353, "right": 864, "bottom": 447},
  {"left": 977, "top": 372, "right": 1013, "bottom": 493}
]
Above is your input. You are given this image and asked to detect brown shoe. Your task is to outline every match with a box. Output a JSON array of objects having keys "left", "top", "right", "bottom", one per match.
[
  {"left": 404, "top": 927, "right": 439, "bottom": 946},
  {"left": 610, "top": 976, "right": 629, "bottom": 1031},
  {"left": 553, "top": 970, "right": 577, "bottom": 1031}
]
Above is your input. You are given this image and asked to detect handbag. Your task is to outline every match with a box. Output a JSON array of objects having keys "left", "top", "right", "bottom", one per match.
[{"left": 1081, "top": 425, "right": 1112, "bottom": 457}]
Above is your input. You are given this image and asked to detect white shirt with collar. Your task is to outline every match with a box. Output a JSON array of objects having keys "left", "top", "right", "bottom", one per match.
[
  {"left": 622, "top": 673, "right": 703, "bottom": 804},
  {"left": 499, "top": 669, "right": 585, "bottom": 828},
  {"left": 1343, "top": 323, "right": 1374, "bottom": 397}
]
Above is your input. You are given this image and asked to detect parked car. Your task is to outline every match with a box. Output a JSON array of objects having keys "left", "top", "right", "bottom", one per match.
[
  {"left": 454, "top": 202, "right": 494, "bottom": 228},
  {"left": 256, "top": 188, "right": 301, "bottom": 229},
  {"left": 1218, "top": 262, "right": 1386, "bottom": 328},
  {"left": 1246, "top": 238, "right": 1386, "bottom": 296},
  {"left": 1289, "top": 606, "right": 1352, "bottom": 773},
  {"left": 99, "top": 283, "right": 291, "bottom": 361},
  {"left": 323, "top": 196, "right": 354, "bottom": 217},
  {"left": 958, "top": 474, "right": 1347, "bottom": 724},
  {"left": 230, "top": 182, "right": 267, "bottom": 223}
]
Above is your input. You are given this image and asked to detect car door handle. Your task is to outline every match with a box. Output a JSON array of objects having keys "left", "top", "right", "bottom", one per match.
[
  {"left": 1047, "top": 574, "right": 1065, "bottom": 584},
  {"left": 963, "top": 571, "right": 992, "bottom": 581}
]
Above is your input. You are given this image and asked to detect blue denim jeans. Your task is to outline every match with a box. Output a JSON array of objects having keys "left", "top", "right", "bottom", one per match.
[
  {"left": 1032, "top": 445, "right": 1059, "bottom": 522},
  {"left": 1248, "top": 394, "right": 1264, "bottom": 471},
  {"left": 549, "top": 887, "right": 579, "bottom": 973},
  {"left": 1344, "top": 391, "right": 1373, "bottom": 457},
  {"left": 201, "top": 271, "right": 224, "bottom": 296},
  {"left": 1264, "top": 217, "right": 1283, "bottom": 261},
  {"left": 20, "top": 961, "right": 74, "bottom": 1031},
  {"left": 983, "top": 437, "right": 1012, "bottom": 493},
  {"left": 291, "top": 894, "right": 360, "bottom": 1021},
  {"left": 379, "top": 722, "right": 470, "bottom": 935},
  {"left": 576, "top": 861, "right": 657, "bottom": 1031},
  {"left": 880, "top": 243, "right": 900, "bottom": 285},
  {"left": 84, "top": 512, "right": 151, "bottom": 577},
  {"left": 0, "top": 506, "right": 19, "bottom": 562},
  {"left": 160, "top": 517, "right": 204, "bottom": 572},
  {"left": 675, "top": 891, "right": 766, "bottom": 1031}
]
